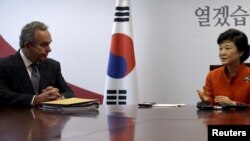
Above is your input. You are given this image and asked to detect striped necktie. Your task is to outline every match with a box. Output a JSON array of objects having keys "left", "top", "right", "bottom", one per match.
[{"left": 30, "top": 63, "right": 40, "bottom": 94}]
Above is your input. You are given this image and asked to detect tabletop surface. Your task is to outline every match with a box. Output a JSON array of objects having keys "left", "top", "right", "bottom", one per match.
[{"left": 1, "top": 105, "right": 250, "bottom": 141}]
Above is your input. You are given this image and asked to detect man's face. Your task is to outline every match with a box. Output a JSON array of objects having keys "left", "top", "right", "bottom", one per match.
[{"left": 27, "top": 30, "right": 52, "bottom": 62}]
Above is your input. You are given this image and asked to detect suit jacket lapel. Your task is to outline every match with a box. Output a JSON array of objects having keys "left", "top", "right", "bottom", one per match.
[{"left": 14, "top": 51, "right": 35, "bottom": 94}]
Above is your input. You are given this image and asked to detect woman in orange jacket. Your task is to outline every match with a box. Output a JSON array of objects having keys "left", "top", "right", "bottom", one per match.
[{"left": 197, "top": 29, "right": 250, "bottom": 105}]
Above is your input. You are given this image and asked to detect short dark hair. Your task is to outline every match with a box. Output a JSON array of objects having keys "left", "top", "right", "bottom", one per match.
[
  {"left": 217, "top": 28, "right": 250, "bottom": 63},
  {"left": 19, "top": 21, "right": 48, "bottom": 48}
]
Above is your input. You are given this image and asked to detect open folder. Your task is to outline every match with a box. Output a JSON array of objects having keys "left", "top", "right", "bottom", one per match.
[{"left": 40, "top": 98, "right": 99, "bottom": 113}]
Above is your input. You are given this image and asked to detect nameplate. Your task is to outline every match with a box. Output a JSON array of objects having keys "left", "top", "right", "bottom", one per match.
[{"left": 208, "top": 125, "right": 250, "bottom": 141}]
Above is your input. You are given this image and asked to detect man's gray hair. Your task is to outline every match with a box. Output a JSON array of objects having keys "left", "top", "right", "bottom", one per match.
[{"left": 19, "top": 21, "right": 48, "bottom": 48}]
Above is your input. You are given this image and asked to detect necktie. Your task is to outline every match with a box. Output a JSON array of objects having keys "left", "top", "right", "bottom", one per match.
[{"left": 30, "top": 63, "right": 40, "bottom": 94}]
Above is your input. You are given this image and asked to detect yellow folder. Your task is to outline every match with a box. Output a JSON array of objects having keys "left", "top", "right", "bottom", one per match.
[{"left": 41, "top": 97, "right": 98, "bottom": 106}]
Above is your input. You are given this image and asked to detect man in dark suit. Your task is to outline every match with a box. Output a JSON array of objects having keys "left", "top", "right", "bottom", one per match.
[{"left": 0, "top": 21, "right": 74, "bottom": 106}]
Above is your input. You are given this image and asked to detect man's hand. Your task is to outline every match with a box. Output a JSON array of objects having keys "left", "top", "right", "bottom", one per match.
[{"left": 33, "top": 86, "right": 61, "bottom": 106}]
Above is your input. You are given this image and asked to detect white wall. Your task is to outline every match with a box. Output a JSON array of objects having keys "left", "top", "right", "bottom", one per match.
[{"left": 1, "top": 0, "right": 250, "bottom": 104}]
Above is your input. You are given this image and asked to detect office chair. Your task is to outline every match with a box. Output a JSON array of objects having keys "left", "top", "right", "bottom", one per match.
[{"left": 209, "top": 63, "right": 250, "bottom": 71}]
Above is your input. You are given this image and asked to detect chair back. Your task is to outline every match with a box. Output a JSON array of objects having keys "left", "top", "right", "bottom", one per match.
[{"left": 210, "top": 63, "right": 250, "bottom": 71}]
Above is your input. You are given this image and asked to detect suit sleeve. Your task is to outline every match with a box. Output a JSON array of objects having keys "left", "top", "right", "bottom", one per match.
[
  {"left": 205, "top": 71, "right": 215, "bottom": 105},
  {"left": 0, "top": 61, "right": 33, "bottom": 106},
  {"left": 55, "top": 62, "right": 75, "bottom": 98}
]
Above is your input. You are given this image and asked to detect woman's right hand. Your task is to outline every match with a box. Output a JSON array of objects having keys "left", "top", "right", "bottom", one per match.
[{"left": 197, "top": 86, "right": 211, "bottom": 102}]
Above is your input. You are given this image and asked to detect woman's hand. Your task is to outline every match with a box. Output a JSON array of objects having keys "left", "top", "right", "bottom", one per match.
[
  {"left": 214, "top": 96, "right": 236, "bottom": 105},
  {"left": 197, "top": 86, "right": 211, "bottom": 102}
]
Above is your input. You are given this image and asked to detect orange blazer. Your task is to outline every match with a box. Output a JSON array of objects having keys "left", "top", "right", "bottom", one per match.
[{"left": 205, "top": 64, "right": 250, "bottom": 105}]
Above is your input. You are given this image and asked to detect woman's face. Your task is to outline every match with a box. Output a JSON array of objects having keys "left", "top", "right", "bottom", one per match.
[{"left": 219, "top": 40, "right": 243, "bottom": 65}]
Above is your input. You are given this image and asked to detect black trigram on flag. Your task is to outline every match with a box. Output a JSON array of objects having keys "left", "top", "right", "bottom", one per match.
[
  {"left": 106, "top": 89, "right": 127, "bottom": 105},
  {"left": 114, "top": 6, "right": 129, "bottom": 22}
]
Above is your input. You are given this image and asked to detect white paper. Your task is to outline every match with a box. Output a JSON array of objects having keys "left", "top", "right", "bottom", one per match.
[{"left": 152, "top": 104, "right": 185, "bottom": 107}]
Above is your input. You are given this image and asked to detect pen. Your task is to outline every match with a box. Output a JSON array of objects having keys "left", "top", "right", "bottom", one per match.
[{"left": 213, "top": 106, "right": 222, "bottom": 110}]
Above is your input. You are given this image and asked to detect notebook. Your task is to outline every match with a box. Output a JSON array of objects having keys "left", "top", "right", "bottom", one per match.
[{"left": 40, "top": 98, "right": 99, "bottom": 113}]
